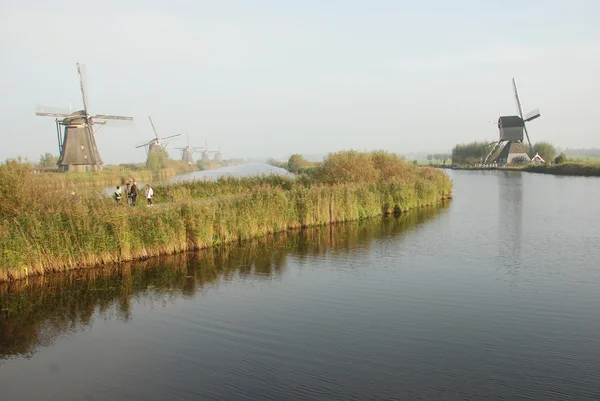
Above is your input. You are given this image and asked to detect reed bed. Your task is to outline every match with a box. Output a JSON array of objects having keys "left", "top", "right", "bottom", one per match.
[{"left": 0, "top": 151, "right": 452, "bottom": 282}]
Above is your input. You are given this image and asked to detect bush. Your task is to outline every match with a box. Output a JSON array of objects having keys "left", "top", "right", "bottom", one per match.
[
  {"left": 554, "top": 153, "right": 567, "bottom": 164},
  {"left": 533, "top": 141, "right": 557, "bottom": 162},
  {"left": 511, "top": 156, "right": 527, "bottom": 165}
]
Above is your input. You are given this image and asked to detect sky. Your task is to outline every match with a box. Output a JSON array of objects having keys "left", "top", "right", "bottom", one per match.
[{"left": 1, "top": 0, "right": 599, "bottom": 164}]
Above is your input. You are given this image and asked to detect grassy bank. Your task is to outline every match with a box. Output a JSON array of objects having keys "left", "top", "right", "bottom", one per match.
[
  {"left": 522, "top": 161, "right": 600, "bottom": 177},
  {"left": 0, "top": 151, "right": 452, "bottom": 282}
]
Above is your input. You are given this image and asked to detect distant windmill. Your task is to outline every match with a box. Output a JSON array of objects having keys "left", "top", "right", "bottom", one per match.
[
  {"left": 484, "top": 78, "right": 541, "bottom": 165},
  {"left": 135, "top": 116, "right": 181, "bottom": 158},
  {"left": 175, "top": 135, "right": 204, "bottom": 164},
  {"left": 201, "top": 140, "right": 222, "bottom": 162},
  {"left": 35, "top": 63, "right": 133, "bottom": 172}
]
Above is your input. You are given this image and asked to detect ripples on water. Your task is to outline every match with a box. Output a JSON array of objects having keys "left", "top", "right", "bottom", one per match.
[{"left": 2, "top": 170, "right": 600, "bottom": 400}]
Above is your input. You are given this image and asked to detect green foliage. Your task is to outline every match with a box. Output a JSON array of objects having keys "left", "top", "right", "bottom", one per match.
[
  {"left": 39, "top": 153, "right": 58, "bottom": 168},
  {"left": 196, "top": 160, "right": 209, "bottom": 170},
  {"left": 452, "top": 142, "right": 493, "bottom": 165},
  {"left": 533, "top": 141, "right": 557, "bottom": 163},
  {"left": 510, "top": 156, "right": 527, "bottom": 165},
  {"left": 267, "top": 158, "right": 288, "bottom": 170},
  {"left": 287, "top": 154, "right": 312, "bottom": 173},
  {"left": 554, "top": 153, "right": 567, "bottom": 164},
  {"left": 146, "top": 148, "right": 169, "bottom": 171}
]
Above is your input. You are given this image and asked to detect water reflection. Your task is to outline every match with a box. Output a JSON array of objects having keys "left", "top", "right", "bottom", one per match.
[
  {"left": 497, "top": 170, "right": 523, "bottom": 277},
  {"left": 0, "top": 206, "right": 444, "bottom": 360}
]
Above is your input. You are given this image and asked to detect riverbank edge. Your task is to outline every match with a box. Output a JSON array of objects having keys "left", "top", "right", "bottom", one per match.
[
  {"left": 1, "top": 187, "right": 452, "bottom": 283},
  {"left": 446, "top": 164, "right": 600, "bottom": 177}
]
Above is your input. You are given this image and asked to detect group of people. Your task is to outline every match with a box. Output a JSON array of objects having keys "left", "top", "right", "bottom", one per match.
[{"left": 113, "top": 181, "right": 154, "bottom": 206}]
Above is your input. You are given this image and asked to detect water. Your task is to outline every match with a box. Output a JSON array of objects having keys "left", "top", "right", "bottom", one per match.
[
  {"left": 101, "top": 163, "right": 290, "bottom": 196},
  {"left": 2, "top": 170, "right": 600, "bottom": 400}
]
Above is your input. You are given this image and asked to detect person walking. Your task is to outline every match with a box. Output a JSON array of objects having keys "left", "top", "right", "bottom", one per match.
[
  {"left": 145, "top": 184, "right": 154, "bottom": 206},
  {"left": 130, "top": 181, "right": 139, "bottom": 206},
  {"left": 113, "top": 186, "right": 122, "bottom": 204}
]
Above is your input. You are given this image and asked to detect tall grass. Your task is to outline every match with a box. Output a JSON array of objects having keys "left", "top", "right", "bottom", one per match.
[{"left": 0, "top": 151, "right": 452, "bottom": 281}]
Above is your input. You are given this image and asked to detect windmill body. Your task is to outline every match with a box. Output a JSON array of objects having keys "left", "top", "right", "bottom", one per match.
[
  {"left": 484, "top": 79, "right": 540, "bottom": 165},
  {"left": 175, "top": 135, "right": 204, "bottom": 164},
  {"left": 35, "top": 63, "right": 133, "bottom": 172}
]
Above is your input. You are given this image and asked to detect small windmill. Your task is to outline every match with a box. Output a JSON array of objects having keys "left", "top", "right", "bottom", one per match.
[
  {"left": 201, "top": 140, "right": 222, "bottom": 162},
  {"left": 135, "top": 116, "right": 181, "bottom": 157},
  {"left": 175, "top": 135, "right": 204, "bottom": 164},
  {"left": 35, "top": 63, "right": 133, "bottom": 172},
  {"left": 484, "top": 78, "right": 541, "bottom": 165}
]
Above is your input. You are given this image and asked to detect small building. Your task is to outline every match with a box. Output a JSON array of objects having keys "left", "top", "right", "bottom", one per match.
[{"left": 531, "top": 153, "right": 545, "bottom": 165}]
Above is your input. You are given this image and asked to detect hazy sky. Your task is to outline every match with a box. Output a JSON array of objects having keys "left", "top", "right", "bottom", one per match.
[{"left": 1, "top": 0, "right": 599, "bottom": 164}]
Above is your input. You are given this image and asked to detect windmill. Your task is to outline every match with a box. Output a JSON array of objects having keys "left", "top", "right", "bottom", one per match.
[
  {"left": 201, "top": 140, "right": 222, "bottom": 162},
  {"left": 175, "top": 135, "right": 204, "bottom": 164},
  {"left": 35, "top": 63, "right": 133, "bottom": 172},
  {"left": 135, "top": 116, "right": 181, "bottom": 158},
  {"left": 484, "top": 78, "right": 541, "bottom": 165}
]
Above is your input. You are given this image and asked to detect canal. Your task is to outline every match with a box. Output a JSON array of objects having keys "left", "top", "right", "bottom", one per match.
[{"left": 1, "top": 170, "right": 599, "bottom": 400}]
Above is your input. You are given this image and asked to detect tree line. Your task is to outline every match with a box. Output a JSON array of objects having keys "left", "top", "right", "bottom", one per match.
[{"left": 451, "top": 141, "right": 561, "bottom": 165}]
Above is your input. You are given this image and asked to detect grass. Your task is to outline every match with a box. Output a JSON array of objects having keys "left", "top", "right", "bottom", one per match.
[
  {"left": 522, "top": 160, "right": 600, "bottom": 177},
  {"left": 0, "top": 151, "right": 452, "bottom": 282}
]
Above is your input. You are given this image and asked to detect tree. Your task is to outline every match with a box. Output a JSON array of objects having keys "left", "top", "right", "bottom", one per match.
[
  {"left": 39, "top": 153, "right": 58, "bottom": 168},
  {"left": 427, "top": 154, "right": 433, "bottom": 161},
  {"left": 287, "top": 154, "right": 309, "bottom": 173},
  {"left": 146, "top": 148, "right": 169, "bottom": 171},
  {"left": 452, "top": 142, "right": 493, "bottom": 165},
  {"left": 532, "top": 141, "right": 556, "bottom": 163}
]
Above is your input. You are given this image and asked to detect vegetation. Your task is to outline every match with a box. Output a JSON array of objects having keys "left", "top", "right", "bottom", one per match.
[
  {"left": 532, "top": 141, "right": 557, "bottom": 162},
  {"left": 0, "top": 150, "right": 452, "bottom": 282},
  {"left": 523, "top": 159, "right": 600, "bottom": 176},
  {"left": 38, "top": 153, "right": 59, "bottom": 169},
  {"left": 427, "top": 153, "right": 452, "bottom": 166},
  {"left": 452, "top": 142, "right": 493, "bottom": 165},
  {"left": 268, "top": 154, "right": 318, "bottom": 174}
]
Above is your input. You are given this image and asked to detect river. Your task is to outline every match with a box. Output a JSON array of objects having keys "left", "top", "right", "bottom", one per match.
[{"left": 1, "top": 170, "right": 600, "bottom": 400}]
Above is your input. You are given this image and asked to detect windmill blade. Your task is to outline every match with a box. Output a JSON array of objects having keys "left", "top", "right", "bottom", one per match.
[
  {"left": 35, "top": 104, "right": 72, "bottom": 117},
  {"left": 76, "top": 63, "right": 89, "bottom": 117},
  {"left": 149, "top": 116, "right": 159, "bottom": 139},
  {"left": 523, "top": 123, "right": 533, "bottom": 156},
  {"left": 92, "top": 114, "right": 134, "bottom": 121},
  {"left": 135, "top": 140, "right": 155, "bottom": 149},
  {"left": 524, "top": 109, "right": 540, "bottom": 122},
  {"left": 158, "top": 133, "right": 182, "bottom": 141},
  {"left": 512, "top": 78, "right": 524, "bottom": 119}
]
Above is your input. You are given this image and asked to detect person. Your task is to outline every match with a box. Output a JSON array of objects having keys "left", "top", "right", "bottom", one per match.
[
  {"left": 130, "top": 181, "right": 138, "bottom": 206},
  {"left": 125, "top": 183, "right": 132, "bottom": 206},
  {"left": 113, "top": 186, "right": 122, "bottom": 204},
  {"left": 145, "top": 184, "right": 154, "bottom": 206}
]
